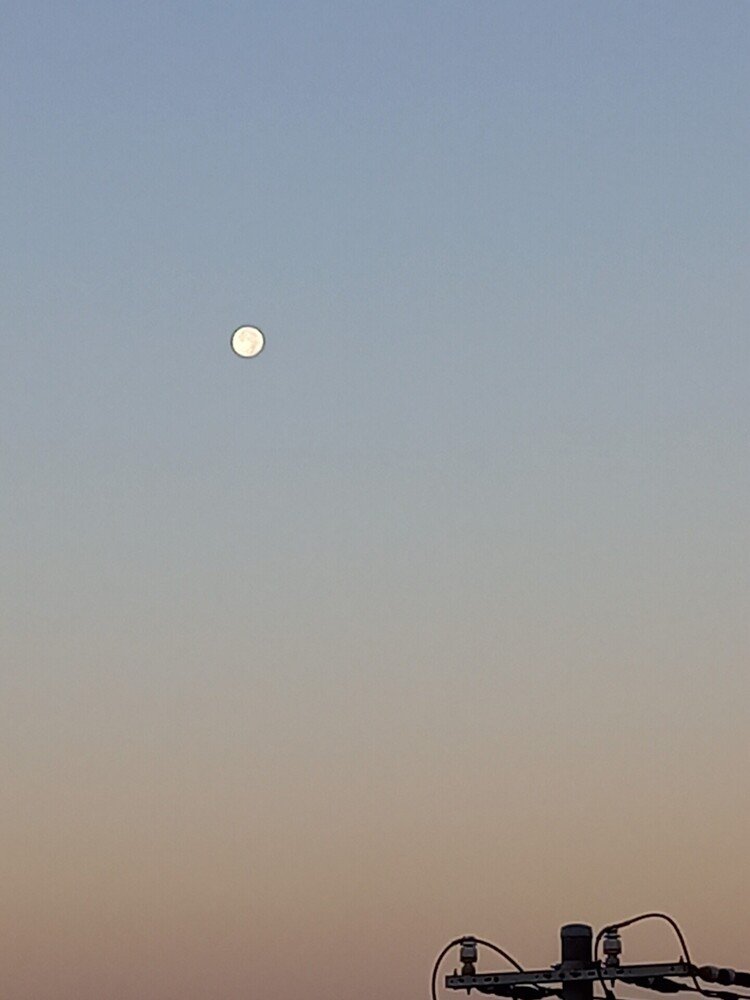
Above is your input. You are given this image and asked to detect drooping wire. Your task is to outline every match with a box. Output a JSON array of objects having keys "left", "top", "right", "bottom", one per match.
[
  {"left": 474, "top": 986, "right": 560, "bottom": 999},
  {"left": 592, "top": 938, "right": 616, "bottom": 1000},
  {"left": 664, "top": 980, "right": 750, "bottom": 1000},
  {"left": 476, "top": 938, "right": 527, "bottom": 972},
  {"left": 592, "top": 996, "right": 674, "bottom": 1000},
  {"left": 431, "top": 938, "right": 464, "bottom": 1000},
  {"left": 593, "top": 996, "right": 663, "bottom": 1000},
  {"left": 430, "top": 937, "right": 528, "bottom": 1000},
  {"left": 593, "top": 913, "right": 704, "bottom": 998}
]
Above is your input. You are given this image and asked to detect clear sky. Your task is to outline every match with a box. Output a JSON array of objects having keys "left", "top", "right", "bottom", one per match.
[{"left": 1, "top": 3, "right": 748, "bottom": 999}]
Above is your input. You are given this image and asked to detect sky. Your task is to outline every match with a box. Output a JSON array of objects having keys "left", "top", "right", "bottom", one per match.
[{"left": 1, "top": 2, "right": 748, "bottom": 999}]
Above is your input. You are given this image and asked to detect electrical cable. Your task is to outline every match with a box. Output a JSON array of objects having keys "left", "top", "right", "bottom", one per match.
[
  {"left": 592, "top": 949, "right": 616, "bottom": 1000},
  {"left": 594, "top": 995, "right": 661, "bottom": 1000},
  {"left": 593, "top": 913, "right": 705, "bottom": 998},
  {"left": 594, "top": 915, "right": 750, "bottom": 1000},
  {"left": 431, "top": 939, "right": 464, "bottom": 1000},
  {"left": 434, "top": 917, "right": 749, "bottom": 1000},
  {"left": 595, "top": 964, "right": 616, "bottom": 1000},
  {"left": 474, "top": 938, "right": 526, "bottom": 972},
  {"left": 430, "top": 937, "right": 528, "bottom": 1000},
  {"left": 473, "top": 986, "right": 560, "bottom": 999},
  {"left": 593, "top": 995, "right": 662, "bottom": 1000},
  {"left": 662, "top": 980, "right": 750, "bottom": 1000}
]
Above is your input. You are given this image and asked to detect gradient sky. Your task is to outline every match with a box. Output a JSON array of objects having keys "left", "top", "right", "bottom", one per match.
[{"left": 1, "top": 3, "right": 749, "bottom": 999}]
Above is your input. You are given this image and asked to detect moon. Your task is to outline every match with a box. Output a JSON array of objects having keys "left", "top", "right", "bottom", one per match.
[{"left": 231, "top": 325, "right": 265, "bottom": 358}]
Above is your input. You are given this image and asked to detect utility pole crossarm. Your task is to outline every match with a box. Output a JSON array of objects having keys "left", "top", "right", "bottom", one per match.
[
  {"left": 445, "top": 963, "right": 693, "bottom": 993},
  {"left": 435, "top": 917, "right": 750, "bottom": 1000}
]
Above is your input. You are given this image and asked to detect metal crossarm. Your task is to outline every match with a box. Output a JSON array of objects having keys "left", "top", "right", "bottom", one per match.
[
  {"left": 434, "top": 918, "right": 750, "bottom": 1000},
  {"left": 446, "top": 963, "right": 694, "bottom": 993}
]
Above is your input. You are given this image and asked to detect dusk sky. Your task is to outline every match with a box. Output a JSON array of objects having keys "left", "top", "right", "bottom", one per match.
[{"left": 1, "top": 3, "right": 748, "bottom": 1000}]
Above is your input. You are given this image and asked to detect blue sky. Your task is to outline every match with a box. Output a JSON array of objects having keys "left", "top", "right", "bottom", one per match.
[{"left": 1, "top": 4, "right": 748, "bottom": 1000}]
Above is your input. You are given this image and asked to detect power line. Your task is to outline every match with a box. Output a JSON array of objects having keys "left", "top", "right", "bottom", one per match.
[{"left": 437, "top": 916, "right": 750, "bottom": 1000}]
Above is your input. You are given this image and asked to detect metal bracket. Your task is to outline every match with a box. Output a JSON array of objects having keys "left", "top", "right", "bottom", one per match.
[{"left": 446, "top": 962, "right": 693, "bottom": 992}]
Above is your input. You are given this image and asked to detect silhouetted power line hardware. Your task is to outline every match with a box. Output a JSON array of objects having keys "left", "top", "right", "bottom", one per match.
[{"left": 432, "top": 915, "right": 750, "bottom": 1000}]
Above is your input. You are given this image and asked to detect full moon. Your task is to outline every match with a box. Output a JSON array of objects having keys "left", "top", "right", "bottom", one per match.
[{"left": 230, "top": 325, "right": 265, "bottom": 358}]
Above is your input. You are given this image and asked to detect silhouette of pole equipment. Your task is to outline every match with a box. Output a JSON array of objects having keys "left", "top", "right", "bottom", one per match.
[
  {"left": 433, "top": 914, "right": 750, "bottom": 1000},
  {"left": 560, "top": 924, "right": 593, "bottom": 1000}
]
